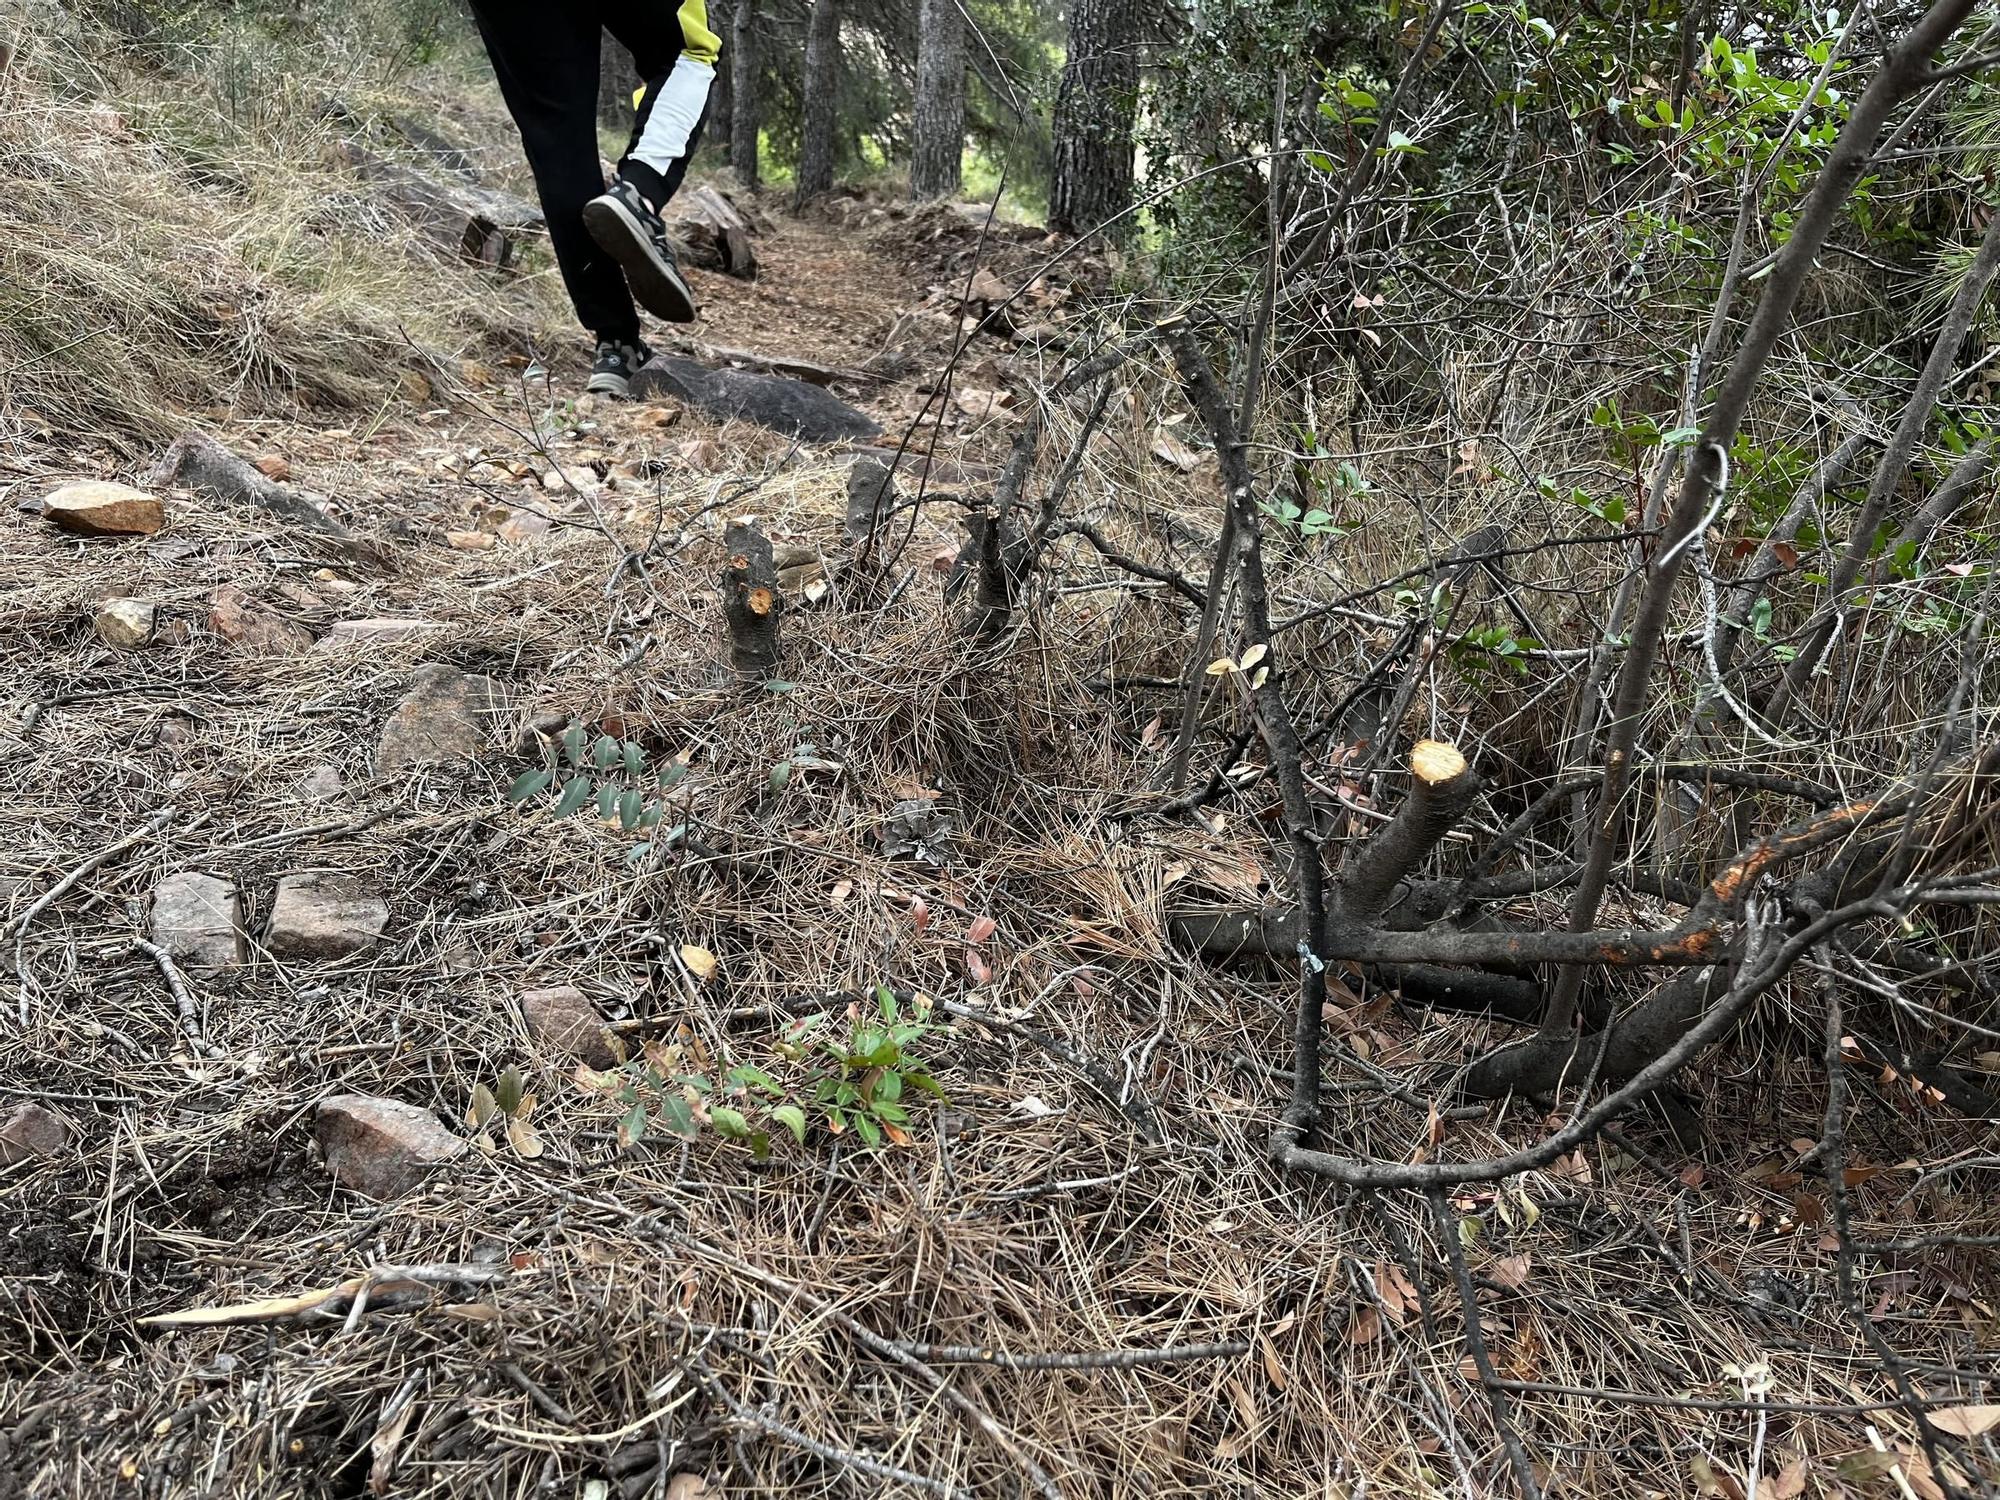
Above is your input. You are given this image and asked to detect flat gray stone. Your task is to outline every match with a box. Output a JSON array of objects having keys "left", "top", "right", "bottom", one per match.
[
  {"left": 377, "top": 663, "right": 501, "bottom": 769},
  {"left": 0, "top": 1102, "right": 73, "bottom": 1164},
  {"left": 267, "top": 873, "right": 388, "bottom": 960},
  {"left": 630, "top": 357, "right": 881, "bottom": 443},
  {"left": 151, "top": 871, "right": 243, "bottom": 973},
  {"left": 294, "top": 764, "right": 350, "bottom": 803},
  {"left": 520, "top": 984, "right": 617, "bottom": 1067},
  {"left": 315, "top": 1094, "right": 464, "bottom": 1199}
]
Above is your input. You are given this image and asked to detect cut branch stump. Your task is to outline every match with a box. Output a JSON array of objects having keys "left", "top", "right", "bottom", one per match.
[{"left": 721, "top": 519, "right": 784, "bottom": 685}]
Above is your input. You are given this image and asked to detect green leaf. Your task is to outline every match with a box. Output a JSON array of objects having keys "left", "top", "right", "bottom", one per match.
[
  {"left": 710, "top": 1106, "right": 752, "bottom": 1139},
  {"left": 853, "top": 1114, "right": 883, "bottom": 1149},
  {"left": 618, "top": 789, "right": 643, "bottom": 832},
  {"left": 1601, "top": 495, "right": 1627, "bottom": 526},
  {"left": 562, "top": 722, "right": 587, "bottom": 766},
  {"left": 1383, "top": 129, "right": 1424, "bottom": 154},
  {"left": 619, "top": 1103, "right": 648, "bottom": 1146},
  {"left": 494, "top": 1066, "right": 525, "bottom": 1117},
  {"left": 469, "top": 1082, "right": 498, "bottom": 1128},
  {"left": 657, "top": 761, "right": 689, "bottom": 792},
  {"left": 659, "top": 1094, "right": 699, "bottom": 1138},
  {"left": 596, "top": 783, "right": 619, "bottom": 821},
  {"left": 624, "top": 840, "right": 653, "bottom": 867},
  {"left": 507, "top": 768, "right": 553, "bottom": 805},
  {"left": 771, "top": 1104, "right": 808, "bottom": 1145},
  {"left": 728, "top": 1065, "right": 781, "bottom": 1095},
  {"left": 767, "top": 760, "right": 794, "bottom": 793},
  {"left": 904, "top": 1072, "right": 946, "bottom": 1098},
  {"left": 622, "top": 740, "right": 644, "bottom": 775},
  {"left": 876, "top": 1071, "right": 904, "bottom": 1105},
  {"left": 592, "top": 734, "right": 620, "bottom": 770},
  {"left": 763, "top": 680, "right": 797, "bottom": 695},
  {"left": 553, "top": 775, "right": 594, "bottom": 818},
  {"left": 872, "top": 1101, "right": 910, "bottom": 1124},
  {"left": 750, "top": 1131, "right": 771, "bottom": 1161}
]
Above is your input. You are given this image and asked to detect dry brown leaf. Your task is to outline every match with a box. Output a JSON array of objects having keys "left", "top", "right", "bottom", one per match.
[
  {"left": 678, "top": 943, "right": 719, "bottom": 980},
  {"left": 1375, "top": 1262, "right": 1419, "bottom": 1325},
  {"left": 1258, "top": 1333, "right": 1288, "bottom": 1391},
  {"left": 1768, "top": 1456, "right": 1808, "bottom": 1500},
  {"left": 966, "top": 914, "right": 998, "bottom": 944},
  {"left": 1346, "top": 1305, "right": 1381, "bottom": 1346},
  {"left": 1691, "top": 1454, "right": 1748, "bottom": 1500},
  {"left": 1901, "top": 1446, "right": 1947, "bottom": 1500},
  {"left": 1489, "top": 1254, "right": 1533, "bottom": 1290},
  {"left": 664, "top": 1476, "right": 716, "bottom": 1500},
  {"left": 368, "top": 1397, "right": 415, "bottom": 1497},
  {"left": 1928, "top": 1404, "right": 2000, "bottom": 1438},
  {"left": 1150, "top": 429, "right": 1204, "bottom": 472}
]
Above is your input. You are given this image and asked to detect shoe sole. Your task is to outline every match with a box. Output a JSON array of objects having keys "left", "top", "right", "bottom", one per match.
[
  {"left": 586, "top": 369, "right": 633, "bottom": 399},
  {"left": 584, "top": 195, "right": 698, "bottom": 324}
]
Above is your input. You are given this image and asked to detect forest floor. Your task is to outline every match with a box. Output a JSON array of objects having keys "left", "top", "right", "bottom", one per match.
[{"left": 3, "top": 82, "right": 1999, "bottom": 1500}]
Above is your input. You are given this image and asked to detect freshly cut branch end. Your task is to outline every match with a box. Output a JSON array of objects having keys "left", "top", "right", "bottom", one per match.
[{"left": 1410, "top": 739, "right": 1468, "bottom": 787}]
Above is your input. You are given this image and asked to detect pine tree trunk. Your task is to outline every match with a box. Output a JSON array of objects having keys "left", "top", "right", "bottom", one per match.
[
  {"left": 909, "top": 0, "right": 964, "bottom": 201},
  {"left": 730, "top": 0, "right": 761, "bottom": 187},
  {"left": 1050, "top": 0, "right": 1140, "bottom": 237},
  {"left": 711, "top": 28, "right": 734, "bottom": 149},
  {"left": 599, "top": 28, "right": 639, "bottom": 131},
  {"left": 795, "top": 0, "right": 842, "bottom": 207}
]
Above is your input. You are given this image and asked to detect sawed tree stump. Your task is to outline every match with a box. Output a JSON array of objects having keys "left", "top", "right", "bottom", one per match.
[{"left": 721, "top": 519, "right": 784, "bottom": 685}]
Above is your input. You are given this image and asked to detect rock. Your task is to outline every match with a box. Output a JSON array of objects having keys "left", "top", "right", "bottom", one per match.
[
  {"left": 377, "top": 663, "right": 502, "bottom": 769},
  {"left": 43, "top": 481, "right": 167, "bottom": 537},
  {"left": 315, "top": 1094, "right": 465, "bottom": 1199},
  {"left": 0, "top": 1102, "right": 73, "bottom": 1164},
  {"left": 209, "top": 584, "right": 313, "bottom": 653},
  {"left": 266, "top": 873, "right": 389, "bottom": 959},
  {"left": 498, "top": 509, "right": 551, "bottom": 543},
  {"left": 295, "top": 764, "right": 349, "bottom": 802},
  {"left": 93, "top": 597, "right": 157, "bottom": 648},
  {"left": 966, "top": 266, "right": 1013, "bottom": 305},
  {"left": 629, "top": 357, "right": 881, "bottom": 444},
  {"left": 151, "top": 872, "right": 244, "bottom": 973},
  {"left": 319, "top": 617, "right": 442, "bottom": 647},
  {"left": 520, "top": 985, "right": 617, "bottom": 1067}
]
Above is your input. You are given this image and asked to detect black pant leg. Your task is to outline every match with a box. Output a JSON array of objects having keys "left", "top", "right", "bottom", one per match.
[
  {"left": 601, "top": 0, "right": 711, "bottom": 209},
  {"left": 466, "top": 0, "right": 639, "bottom": 342}
]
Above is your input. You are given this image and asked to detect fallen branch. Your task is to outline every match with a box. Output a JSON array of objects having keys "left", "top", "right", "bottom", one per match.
[
  {"left": 140, "top": 1263, "right": 507, "bottom": 1328},
  {"left": 132, "top": 938, "right": 223, "bottom": 1060}
]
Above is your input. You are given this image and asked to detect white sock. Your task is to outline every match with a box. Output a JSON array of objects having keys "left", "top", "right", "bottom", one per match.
[{"left": 631, "top": 57, "right": 714, "bottom": 181}]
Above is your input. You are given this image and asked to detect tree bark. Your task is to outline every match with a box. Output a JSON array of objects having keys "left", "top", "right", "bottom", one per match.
[
  {"left": 730, "top": 0, "right": 761, "bottom": 187},
  {"left": 910, "top": 0, "right": 965, "bottom": 201},
  {"left": 795, "top": 0, "right": 842, "bottom": 207},
  {"left": 1049, "top": 0, "right": 1140, "bottom": 237},
  {"left": 599, "top": 28, "right": 639, "bottom": 130}
]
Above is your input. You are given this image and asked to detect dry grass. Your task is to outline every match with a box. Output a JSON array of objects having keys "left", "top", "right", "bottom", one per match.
[
  {"left": 2, "top": 18, "right": 1999, "bottom": 1500},
  {"left": 0, "top": 9, "right": 561, "bottom": 449}
]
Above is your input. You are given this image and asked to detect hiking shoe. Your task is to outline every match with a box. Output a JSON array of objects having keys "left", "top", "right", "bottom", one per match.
[
  {"left": 583, "top": 178, "right": 699, "bottom": 324},
  {"left": 587, "top": 336, "right": 652, "bottom": 399}
]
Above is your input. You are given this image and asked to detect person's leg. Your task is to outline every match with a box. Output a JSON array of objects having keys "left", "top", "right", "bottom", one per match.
[
  {"left": 602, "top": 0, "right": 719, "bottom": 212},
  {"left": 466, "top": 0, "right": 641, "bottom": 345}
]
